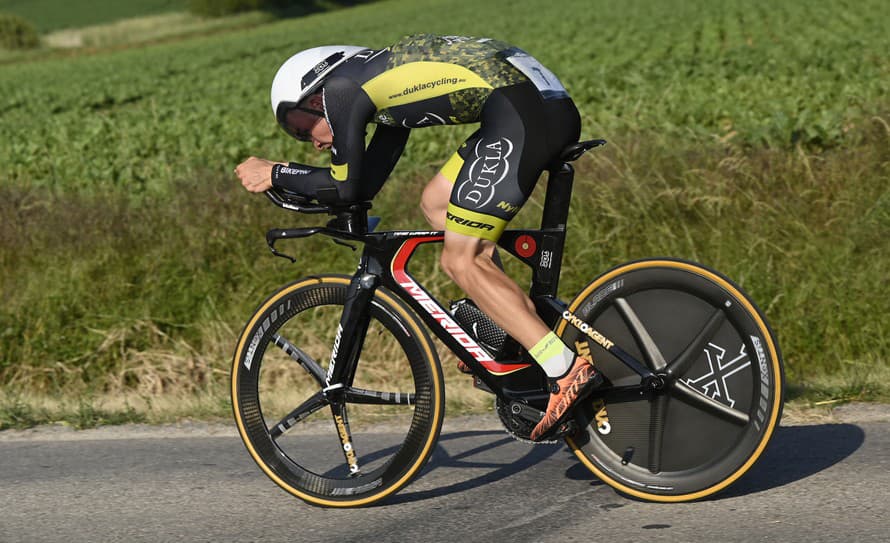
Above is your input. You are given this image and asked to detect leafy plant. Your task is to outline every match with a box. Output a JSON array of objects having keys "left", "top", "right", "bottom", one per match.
[{"left": 0, "top": 13, "right": 38, "bottom": 49}]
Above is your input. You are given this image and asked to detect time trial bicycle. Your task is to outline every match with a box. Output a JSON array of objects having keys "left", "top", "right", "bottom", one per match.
[{"left": 231, "top": 139, "right": 784, "bottom": 507}]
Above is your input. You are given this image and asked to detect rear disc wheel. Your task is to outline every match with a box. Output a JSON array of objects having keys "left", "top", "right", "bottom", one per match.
[{"left": 558, "top": 259, "right": 784, "bottom": 501}]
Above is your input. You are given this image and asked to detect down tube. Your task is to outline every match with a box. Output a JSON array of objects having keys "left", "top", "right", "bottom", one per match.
[{"left": 381, "top": 235, "right": 531, "bottom": 397}]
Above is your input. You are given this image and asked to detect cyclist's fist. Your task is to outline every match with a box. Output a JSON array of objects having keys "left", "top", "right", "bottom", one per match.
[{"left": 235, "top": 156, "right": 281, "bottom": 193}]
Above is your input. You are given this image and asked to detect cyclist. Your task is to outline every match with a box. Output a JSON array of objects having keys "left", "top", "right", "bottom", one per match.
[{"left": 234, "top": 34, "right": 602, "bottom": 440}]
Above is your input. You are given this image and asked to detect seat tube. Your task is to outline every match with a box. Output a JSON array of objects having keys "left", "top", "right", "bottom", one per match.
[{"left": 530, "top": 162, "right": 573, "bottom": 299}]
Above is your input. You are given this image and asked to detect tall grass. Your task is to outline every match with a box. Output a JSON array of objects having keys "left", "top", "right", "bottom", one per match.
[
  {"left": 1, "top": 123, "right": 887, "bottom": 418},
  {"left": 1, "top": 0, "right": 889, "bottom": 425},
  {"left": 41, "top": 11, "right": 273, "bottom": 50},
  {"left": 556, "top": 123, "right": 890, "bottom": 398}
]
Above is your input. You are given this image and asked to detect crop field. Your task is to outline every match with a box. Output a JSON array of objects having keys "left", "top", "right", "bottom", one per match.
[
  {"left": 0, "top": 0, "right": 888, "bottom": 424},
  {"left": 2, "top": 0, "right": 889, "bottom": 195},
  {"left": 0, "top": 0, "right": 187, "bottom": 32}
]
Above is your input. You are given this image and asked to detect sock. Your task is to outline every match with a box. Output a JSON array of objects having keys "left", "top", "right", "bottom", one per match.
[{"left": 530, "top": 331, "right": 574, "bottom": 377}]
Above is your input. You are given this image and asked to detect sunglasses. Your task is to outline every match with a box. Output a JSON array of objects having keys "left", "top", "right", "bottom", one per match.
[{"left": 284, "top": 105, "right": 325, "bottom": 142}]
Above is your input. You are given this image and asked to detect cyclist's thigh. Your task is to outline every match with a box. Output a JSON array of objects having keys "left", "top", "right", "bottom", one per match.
[{"left": 445, "top": 82, "right": 579, "bottom": 242}]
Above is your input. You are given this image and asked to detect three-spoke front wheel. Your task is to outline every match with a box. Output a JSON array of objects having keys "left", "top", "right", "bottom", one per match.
[
  {"left": 558, "top": 259, "right": 784, "bottom": 502},
  {"left": 232, "top": 275, "right": 444, "bottom": 507}
]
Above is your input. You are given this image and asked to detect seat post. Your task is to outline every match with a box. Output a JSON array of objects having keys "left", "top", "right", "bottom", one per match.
[
  {"left": 541, "top": 162, "right": 574, "bottom": 230},
  {"left": 540, "top": 138, "right": 604, "bottom": 229}
]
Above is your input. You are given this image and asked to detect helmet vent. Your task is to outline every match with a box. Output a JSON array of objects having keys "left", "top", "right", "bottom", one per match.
[{"left": 301, "top": 52, "right": 345, "bottom": 89}]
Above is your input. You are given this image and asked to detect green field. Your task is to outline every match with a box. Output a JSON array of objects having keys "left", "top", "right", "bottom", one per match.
[
  {"left": 0, "top": 0, "right": 888, "bottom": 425},
  {"left": 2, "top": 0, "right": 888, "bottom": 195},
  {"left": 0, "top": 0, "right": 188, "bottom": 32}
]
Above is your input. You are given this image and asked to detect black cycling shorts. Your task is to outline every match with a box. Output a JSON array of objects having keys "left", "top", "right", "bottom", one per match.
[{"left": 441, "top": 81, "right": 581, "bottom": 241}]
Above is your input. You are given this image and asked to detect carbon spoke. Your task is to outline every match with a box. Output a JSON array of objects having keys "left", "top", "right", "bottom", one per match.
[
  {"left": 268, "top": 391, "right": 327, "bottom": 439},
  {"left": 648, "top": 394, "right": 669, "bottom": 473},
  {"left": 272, "top": 334, "right": 327, "bottom": 386},
  {"left": 343, "top": 387, "right": 415, "bottom": 406},
  {"left": 673, "top": 380, "right": 749, "bottom": 426},
  {"left": 665, "top": 309, "right": 726, "bottom": 379},
  {"left": 599, "top": 385, "right": 660, "bottom": 404},
  {"left": 615, "top": 297, "right": 667, "bottom": 371}
]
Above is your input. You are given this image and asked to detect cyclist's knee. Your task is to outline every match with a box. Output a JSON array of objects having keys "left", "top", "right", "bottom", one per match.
[
  {"left": 439, "top": 244, "right": 466, "bottom": 283},
  {"left": 421, "top": 174, "right": 452, "bottom": 230},
  {"left": 440, "top": 232, "right": 491, "bottom": 284},
  {"left": 420, "top": 198, "right": 443, "bottom": 230}
]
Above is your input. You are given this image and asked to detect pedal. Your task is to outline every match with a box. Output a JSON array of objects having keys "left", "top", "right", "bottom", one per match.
[
  {"left": 534, "top": 419, "right": 579, "bottom": 442},
  {"left": 553, "top": 420, "right": 579, "bottom": 439},
  {"left": 473, "top": 376, "right": 493, "bottom": 394}
]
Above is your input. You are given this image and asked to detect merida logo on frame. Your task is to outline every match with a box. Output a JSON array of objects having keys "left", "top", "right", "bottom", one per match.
[{"left": 397, "top": 279, "right": 495, "bottom": 364}]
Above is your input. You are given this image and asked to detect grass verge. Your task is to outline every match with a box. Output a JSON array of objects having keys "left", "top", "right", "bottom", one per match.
[
  {"left": 0, "top": 395, "right": 147, "bottom": 430},
  {"left": 1, "top": 125, "right": 888, "bottom": 429},
  {"left": 2, "top": 361, "right": 885, "bottom": 431},
  {"left": 42, "top": 11, "right": 273, "bottom": 50}
]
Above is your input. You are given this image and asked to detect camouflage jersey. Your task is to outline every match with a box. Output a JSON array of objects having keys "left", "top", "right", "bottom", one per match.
[{"left": 353, "top": 34, "right": 531, "bottom": 127}]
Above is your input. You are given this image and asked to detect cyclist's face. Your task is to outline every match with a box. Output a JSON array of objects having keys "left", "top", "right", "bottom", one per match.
[
  {"left": 284, "top": 108, "right": 322, "bottom": 141},
  {"left": 284, "top": 108, "right": 332, "bottom": 151}
]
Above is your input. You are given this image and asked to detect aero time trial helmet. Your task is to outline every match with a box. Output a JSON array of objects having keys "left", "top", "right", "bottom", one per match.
[{"left": 270, "top": 46, "right": 367, "bottom": 138}]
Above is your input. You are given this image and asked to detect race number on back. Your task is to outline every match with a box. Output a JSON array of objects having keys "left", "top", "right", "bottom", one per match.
[{"left": 502, "top": 48, "right": 569, "bottom": 100}]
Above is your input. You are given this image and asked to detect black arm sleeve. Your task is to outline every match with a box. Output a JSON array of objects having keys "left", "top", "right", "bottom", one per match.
[
  {"left": 272, "top": 76, "right": 410, "bottom": 203},
  {"left": 354, "top": 124, "right": 410, "bottom": 200},
  {"left": 270, "top": 163, "right": 342, "bottom": 203},
  {"left": 322, "top": 77, "right": 382, "bottom": 202}
]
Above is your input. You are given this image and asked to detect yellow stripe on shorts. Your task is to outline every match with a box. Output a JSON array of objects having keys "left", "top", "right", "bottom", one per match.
[
  {"left": 445, "top": 203, "right": 507, "bottom": 242},
  {"left": 439, "top": 152, "right": 464, "bottom": 183}
]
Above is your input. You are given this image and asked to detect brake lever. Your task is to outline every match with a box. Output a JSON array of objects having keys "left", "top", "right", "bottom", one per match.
[
  {"left": 269, "top": 245, "right": 297, "bottom": 263},
  {"left": 266, "top": 231, "right": 297, "bottom": 263}
]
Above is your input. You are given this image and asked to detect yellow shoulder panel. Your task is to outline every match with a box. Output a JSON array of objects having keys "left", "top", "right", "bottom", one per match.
[{"left": 362, "top": 62, "right": 493, "bottom": 109}]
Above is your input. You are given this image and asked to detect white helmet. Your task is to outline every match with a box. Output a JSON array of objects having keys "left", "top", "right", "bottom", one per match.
[{"left": 271, "top": 45, "right": 367, "bottom": 137}]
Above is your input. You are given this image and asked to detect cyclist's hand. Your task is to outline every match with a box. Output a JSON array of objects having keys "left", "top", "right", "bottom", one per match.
[{"left": 235, "top": 156, "right": 282, "bottom": 193}]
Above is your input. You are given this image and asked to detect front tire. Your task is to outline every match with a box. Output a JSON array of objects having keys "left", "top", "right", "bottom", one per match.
[{"left": 231, "top": 275, "right": 444, "bottom": 507}]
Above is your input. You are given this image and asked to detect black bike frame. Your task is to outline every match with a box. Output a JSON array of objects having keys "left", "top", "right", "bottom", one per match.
[{"left": 265, "top": 146, "right": 663, "bottom": 409}]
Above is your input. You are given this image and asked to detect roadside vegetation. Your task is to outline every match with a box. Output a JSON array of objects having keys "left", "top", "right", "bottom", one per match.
[
  {"left": 0, "top": 0, "right": 186, "bottom": 32},
  {"left": 0, "top": 0, "right": 888, "bottom": 427},
  {"left": 0, "top": 0, "right": 371, "bottom": 60}
]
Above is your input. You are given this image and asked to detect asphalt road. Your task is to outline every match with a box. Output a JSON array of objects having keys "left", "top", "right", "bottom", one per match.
[{"left": 1, "top": 405, "right": 888, "bottom": 543}]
